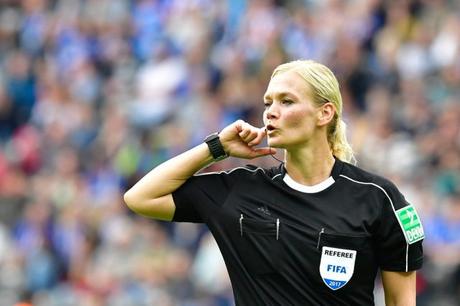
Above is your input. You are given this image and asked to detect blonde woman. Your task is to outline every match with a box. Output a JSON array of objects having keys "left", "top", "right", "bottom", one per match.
[{"left": 124, "top": 60, "right": 424, "bottom": 305}]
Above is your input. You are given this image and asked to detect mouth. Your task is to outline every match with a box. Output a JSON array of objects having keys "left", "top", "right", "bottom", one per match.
[
  {"left": 266, "top": 124, "right": 276, "bottom": 131},
  {"left": 266, "top": 124, "right": 278, "bottom": 134}
]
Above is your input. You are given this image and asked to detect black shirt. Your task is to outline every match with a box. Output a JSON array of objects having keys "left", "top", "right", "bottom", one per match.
[{"left": 172, "top": 158, "right": 424, "bottom": 305}]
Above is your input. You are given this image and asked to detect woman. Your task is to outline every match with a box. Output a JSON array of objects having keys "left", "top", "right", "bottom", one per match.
[{"left": 124, "top": 60, "right": 424, "bottom": 305}]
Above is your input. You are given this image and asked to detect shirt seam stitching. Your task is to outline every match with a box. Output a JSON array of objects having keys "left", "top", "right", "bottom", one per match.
[{"left": 339, "top": 174, "right": 409, "bottom": 271}]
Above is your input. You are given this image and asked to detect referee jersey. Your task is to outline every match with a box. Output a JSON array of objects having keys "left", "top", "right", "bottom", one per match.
[{"left": 172, "top": 158, "right": 424, "bottom": 305}]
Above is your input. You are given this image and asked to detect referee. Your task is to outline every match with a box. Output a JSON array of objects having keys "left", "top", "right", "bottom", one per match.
[{"left": 124, "top": 60, "right": 424, "bottom": 305}]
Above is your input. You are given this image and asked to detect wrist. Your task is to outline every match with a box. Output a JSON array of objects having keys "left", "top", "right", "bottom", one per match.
[{"left": 204, "top": 132, "right": 228, "bottom": 161}]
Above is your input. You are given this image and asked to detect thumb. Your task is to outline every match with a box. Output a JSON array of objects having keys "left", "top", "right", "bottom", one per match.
[{"left": 250, "top": 147, "right": 277, "bottom": 158}]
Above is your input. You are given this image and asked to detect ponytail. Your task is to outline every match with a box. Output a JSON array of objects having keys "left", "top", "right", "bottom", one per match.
[{"left": 328, "top": 118, "right": 356, "bottom": 165}]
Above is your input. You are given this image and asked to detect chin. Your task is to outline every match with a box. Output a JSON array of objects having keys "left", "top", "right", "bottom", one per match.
[{"left": 267, "top": 139, "right": 285, "bottom": 148}]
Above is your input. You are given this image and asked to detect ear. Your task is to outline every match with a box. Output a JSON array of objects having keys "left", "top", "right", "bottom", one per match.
[{"left": 317, "top": 102, "right": 335, "bottom": 127}]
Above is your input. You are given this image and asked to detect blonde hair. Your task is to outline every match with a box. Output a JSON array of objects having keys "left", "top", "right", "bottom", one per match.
[{"left": 271, "top": 60, "right": 356, "bottom": 164}]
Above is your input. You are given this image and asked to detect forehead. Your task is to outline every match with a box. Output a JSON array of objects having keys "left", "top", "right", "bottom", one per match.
[{"left": 264, "top": 70, "right": 311, "bottom": 99}]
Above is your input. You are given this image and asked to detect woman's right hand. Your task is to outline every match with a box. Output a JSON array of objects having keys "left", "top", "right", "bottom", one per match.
[{"left": 219, "top": 120, "right": 277, "bottom": 159}]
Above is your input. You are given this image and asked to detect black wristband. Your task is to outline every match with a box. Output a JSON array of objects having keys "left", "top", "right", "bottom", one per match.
[{"left": 204, "top": 133, "right": 228, "bottom": 161}]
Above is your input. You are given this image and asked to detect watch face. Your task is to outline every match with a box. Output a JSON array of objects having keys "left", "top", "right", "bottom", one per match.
[{"left": 205, "top": 133, "right": 219, "bottom": 142}]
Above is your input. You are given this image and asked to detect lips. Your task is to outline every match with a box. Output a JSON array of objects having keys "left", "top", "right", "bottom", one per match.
[
  {"left": 266, "top": 124, "right": 278, "bottom": 136},
  {"left": 266, "top": 124, "right": 276, "bottom": 131}
]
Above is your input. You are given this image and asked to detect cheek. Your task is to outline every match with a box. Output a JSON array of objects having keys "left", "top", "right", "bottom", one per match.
[{"left": 285, "top": 109, "right": 312, "bottom": 128}]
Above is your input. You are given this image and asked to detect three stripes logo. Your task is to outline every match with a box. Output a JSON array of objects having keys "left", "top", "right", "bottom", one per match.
[{"left": 396, "top": 205, "right": 424, "bottom": 244}]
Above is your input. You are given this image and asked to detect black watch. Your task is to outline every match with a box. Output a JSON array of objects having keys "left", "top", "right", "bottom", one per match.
[{"left": 204, "top": 132, "right": 228, "bottom": 161}]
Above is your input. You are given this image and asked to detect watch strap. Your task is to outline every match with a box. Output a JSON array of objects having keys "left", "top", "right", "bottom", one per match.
[{"left": 204, "top": 133, "right": 228, "bottom": 161}]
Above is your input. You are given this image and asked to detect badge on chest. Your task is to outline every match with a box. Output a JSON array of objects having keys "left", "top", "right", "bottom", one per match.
[{"left": 319, "top": 246, "right": 356, "bottom": 290}]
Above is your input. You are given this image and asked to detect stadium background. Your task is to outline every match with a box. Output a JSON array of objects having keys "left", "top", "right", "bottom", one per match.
[{"left": 0, "top": 0, "right": 459, "bottom": 305}]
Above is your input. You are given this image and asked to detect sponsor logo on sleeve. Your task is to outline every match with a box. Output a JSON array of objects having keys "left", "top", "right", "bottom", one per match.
[
  {"left": 396, "top": 204, "right": 424, "bottom": 244},
  {"left": 319, "top": 246, "right": 356, "bottom": 290}
]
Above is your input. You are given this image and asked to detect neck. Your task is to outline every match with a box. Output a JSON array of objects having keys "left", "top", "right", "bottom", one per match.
[{"left": 284, "top": 139, "right": 335, "bottom": 186}]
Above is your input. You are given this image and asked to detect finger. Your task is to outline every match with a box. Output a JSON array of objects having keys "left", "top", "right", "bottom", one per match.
[
  {"left": 242, "top": 129, "right": 258, "bottom": 144},
  {"left": 238, "top": 121, "right": 251, "bottom": 136},
  {"left": 249, "top": 147, "right": 277, "bottom": 158},
  {"left": 239, "top": 123, "right": 258, "bottom": 142},
  {"left": 220, "top": 120, "right": 245, "bottom": 143},
  {"left": 239, "top": 128, "right": 251, "bottom": 139},
  {"left": 234, "top": 120, "right": 245, "bottom": 133},
  {"left": 248, "top": 128, "right": 267, "bottom": 146}
]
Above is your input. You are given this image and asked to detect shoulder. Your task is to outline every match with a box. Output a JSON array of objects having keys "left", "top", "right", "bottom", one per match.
[{"left": 339, "top": 161, "right": 401, "bottom": 199}]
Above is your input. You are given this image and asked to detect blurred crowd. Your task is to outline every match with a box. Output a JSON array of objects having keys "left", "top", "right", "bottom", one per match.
[{"left": 0, "top": 0, "right": 459, "bottom": 305}]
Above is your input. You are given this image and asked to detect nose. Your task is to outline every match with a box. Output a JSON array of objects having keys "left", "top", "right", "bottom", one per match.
[{"left": 265, "top": 104, "right": 279, "bottom": 120}]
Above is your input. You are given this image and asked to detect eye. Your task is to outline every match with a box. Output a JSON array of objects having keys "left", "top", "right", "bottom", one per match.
[
  {"left": 282, "top": 99, "right": 293, "bottom": 105},
  {"left": 263, "top": 101, "right": 272, "bottom": 108}
]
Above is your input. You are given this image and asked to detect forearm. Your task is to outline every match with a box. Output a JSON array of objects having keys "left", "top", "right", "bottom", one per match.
[
  {"left": 126, "top": 120, "right": 271, "bottom": 202},
  {"left": 384, "top": 296, "right": 415, "bottom": 306},
  {"left": 125, "top": 143, "right": 213, "bottom": 202},
  {"left": 382, "top": 271, "right": 416, "bottom": 306},
  {"left": 384, "top": 297, "right": 415, "bottom": 306},
  {"left": 123, "top": 121, "right": 273, "bottom": 220}
]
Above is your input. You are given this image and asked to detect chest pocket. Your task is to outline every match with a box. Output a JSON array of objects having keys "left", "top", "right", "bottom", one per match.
[
  {"left": 237, "top": 215, "right": 281, "bottom": 276},
  {"left": 317, "top": 231, "right": 376, "bottom": 291}
]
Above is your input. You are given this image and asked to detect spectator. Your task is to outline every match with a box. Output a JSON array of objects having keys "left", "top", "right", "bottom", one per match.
[{"left": 0, "top": 0, "right": 458, "bottom": 304}]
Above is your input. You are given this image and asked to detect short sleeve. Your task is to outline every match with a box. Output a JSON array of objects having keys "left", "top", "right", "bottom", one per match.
[
  {"left": 374, "top": 182, "right": 424, "bottom": 272},
  {"left": 171, "top": 169, "right": 241, "bottom": 223}
]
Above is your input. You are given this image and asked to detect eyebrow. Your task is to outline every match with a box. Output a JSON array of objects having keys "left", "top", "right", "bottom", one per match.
[{"left": 263, "top": 91, "right": 298, "bottom": 101}]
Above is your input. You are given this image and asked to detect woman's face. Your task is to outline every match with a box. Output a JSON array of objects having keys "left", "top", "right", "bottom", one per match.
[{"left": 263, "top": 70, "right": 320, "bottom": 149}]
